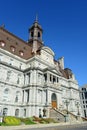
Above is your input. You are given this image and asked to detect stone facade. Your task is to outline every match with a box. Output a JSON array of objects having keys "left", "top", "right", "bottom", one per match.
[
  {"left": 0, "top": 19, "right": 82, "bottom": 118},
  {"left": 80, "top": 85, "right": 87, "bottom": 117}
]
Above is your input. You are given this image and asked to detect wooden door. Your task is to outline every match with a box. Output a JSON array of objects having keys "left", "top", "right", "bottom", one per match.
[
  {"left": 52, "top": 101, "right": 57, "bottom": 108},
  {"left": 51, "top": 93, "right": 57, "bottom": 108}
]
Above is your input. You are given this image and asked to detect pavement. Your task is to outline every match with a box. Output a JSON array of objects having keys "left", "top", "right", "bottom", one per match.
[{"left": 0, "top": 121, "right": 87, "bottom": 130}]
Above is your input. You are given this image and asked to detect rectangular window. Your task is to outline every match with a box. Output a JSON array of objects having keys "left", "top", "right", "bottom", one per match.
[
  {"left": 17, "top": 77, "right": 19, "bottom": 84},
  {"left": 82, "top": 88, "right": 86, "bottom": 91},
  {"left": 24, "top": 109, "right": 26, "bottom": 117},
  {"left": 57, "top": 77, "right": 59, "bottom": 82},
  {"left": 84, "top": 110, "right": 86, "bottom": 117},
  {"left": 25, "top": 90, "right": 29, "bottom": 103},
  {"left": 53, "top": 76, "right": 56, "bottom": 83},
  {"left": 44, "top": 73, "right": 47, "bottom": 82},
  {"left": 82, "top": 93, "right": 84, "bottom": 99},
  {"left": 50, "top": 74, "right": 51, "bottom": 81},
  {"left": 85, "top": 92, "right": 87, "bottom": 99},
  {"left": 83, "top": 105, "right": 85, "bottom": 108},
  {"left": 28, "top": 73, "right": 30, "bottom": 83}
]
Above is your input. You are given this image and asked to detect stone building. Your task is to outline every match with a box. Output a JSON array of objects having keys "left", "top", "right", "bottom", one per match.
[
  {"left": 0, "top": 19, "right": 81, "bottom": 118},
  {"left": 80, "top": 84, "right": 87, "bottom": 117}
]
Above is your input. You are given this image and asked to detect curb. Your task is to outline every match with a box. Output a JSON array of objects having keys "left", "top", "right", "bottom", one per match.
[{"left": 0, "top": 121, "right": 87, "bottom": 130}]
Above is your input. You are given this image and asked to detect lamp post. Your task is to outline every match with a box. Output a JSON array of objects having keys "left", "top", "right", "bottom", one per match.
[
  {"left": 64, "top": 100, "right": 70, "bottom": 114},
  {"left": 64, "top": 100, "right": 70, "bottom": 122},
  {"left": 75, "top": 102, "right": 80, "bottom": 115}
]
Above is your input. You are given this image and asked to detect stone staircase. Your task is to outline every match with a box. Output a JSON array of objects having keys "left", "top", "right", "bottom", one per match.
[
  {"left": 62, "top": 109, "right": 87, "bottom": 122},
  {"left": 62, "top": 109, "right": 79, "bottom": 122},
  {"left": 49, "top": 108, "right": 66, "bottom": 122},
  {"left": 49, "top": 108, "right": 87, "bottom": 123}
]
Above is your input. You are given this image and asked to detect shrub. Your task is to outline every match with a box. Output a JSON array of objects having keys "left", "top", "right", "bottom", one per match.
[
  {"left": 33, "top": 116, "right": 42, "bottom": 123},
  {"left": 20, "top": 117, "right": 36, "bottom": 125},
  {"left": 33, "top": 116, "right": 56, "bottom": 124},
  {"left": 3, "top": 116, "right": 21, "bottom": 126},
  {"left": 0, "top": 116, "right": 57, "bottom": 126},
  {"left": 43, "top": 118, "right": 56, "bottom": 123}
]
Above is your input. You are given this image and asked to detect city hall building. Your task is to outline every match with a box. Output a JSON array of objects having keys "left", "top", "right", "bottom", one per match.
[{"left": 0, "top": 19, "right": 81, "bottom": 118}]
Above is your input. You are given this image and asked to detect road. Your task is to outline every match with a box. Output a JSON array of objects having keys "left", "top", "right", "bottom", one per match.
[{"left": 18, "top": 123, "right": 87, "bottom": 130}]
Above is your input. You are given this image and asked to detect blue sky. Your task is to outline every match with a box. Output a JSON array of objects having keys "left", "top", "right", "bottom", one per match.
[{"left": 0, "top": 0, "right": 87, "bottom": 86}]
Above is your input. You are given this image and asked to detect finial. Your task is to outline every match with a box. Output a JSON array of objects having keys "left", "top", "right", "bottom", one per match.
[{"left": 35, "top": 14, "right": 38, "bottom": 22}]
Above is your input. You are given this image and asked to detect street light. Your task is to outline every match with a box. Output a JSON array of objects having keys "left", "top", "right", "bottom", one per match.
[
  {"left": 75, "top": 102, "right": 80, "bottom": 115},
  {"left": 64, "top": 100, "right": 70, "bottom": 114}
]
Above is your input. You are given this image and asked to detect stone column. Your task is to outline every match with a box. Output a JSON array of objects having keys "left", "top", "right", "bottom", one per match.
[{"left": 46, "top": 89, "right": 48, "bottom": 105}]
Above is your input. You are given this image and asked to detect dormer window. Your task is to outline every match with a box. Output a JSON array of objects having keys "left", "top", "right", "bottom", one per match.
[
  {"left": 19, "top": 50, "right": 24, "bottom": 56},
  {"left": 0, "top": 40, "right": 6, "bottom": 47},
  {"left": 10, "top": 46, "right": 15, "bottom": 52}
]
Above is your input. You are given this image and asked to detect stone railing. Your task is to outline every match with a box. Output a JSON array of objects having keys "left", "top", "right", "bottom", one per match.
[{"left": 44, "top": 82, "right": 61, "bottom": 88}]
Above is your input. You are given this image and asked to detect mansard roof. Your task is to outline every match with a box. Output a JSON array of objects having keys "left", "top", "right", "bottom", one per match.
[
  {"left": 0, "top": 24, "right": 74, "bottom": 80},
  {"left": 0, "top": 27, "right": 33, "bottom": 59}
]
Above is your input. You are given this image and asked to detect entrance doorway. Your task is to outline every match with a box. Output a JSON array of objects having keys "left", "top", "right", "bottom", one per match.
[{"left": 51, "top": 93, "right": 57, "bottom": 108}]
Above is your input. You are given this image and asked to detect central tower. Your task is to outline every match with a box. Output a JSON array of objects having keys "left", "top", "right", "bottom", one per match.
[{"left": 28, "top": 17, "right": 43, "bottom": 54}]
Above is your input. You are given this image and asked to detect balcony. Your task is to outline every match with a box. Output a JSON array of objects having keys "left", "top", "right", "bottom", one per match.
[{"left": 44, "top": 81, "right": 61, "bottom": 88}]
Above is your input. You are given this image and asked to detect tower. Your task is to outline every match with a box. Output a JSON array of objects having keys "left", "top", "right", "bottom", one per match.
[{"left": 28, "top": 16, "right": 43, "bottom": 54}]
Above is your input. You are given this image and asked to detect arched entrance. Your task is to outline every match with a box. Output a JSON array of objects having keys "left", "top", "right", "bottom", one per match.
[{"left": 51, "top": 93, "right": 57, "bottom": 108}]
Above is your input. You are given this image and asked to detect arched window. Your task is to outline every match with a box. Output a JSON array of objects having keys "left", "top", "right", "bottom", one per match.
[
  {"left": 51, "top": 93, "right": 57, "bottom": 101},
  {"left": 38, "top": 32, "right": 40, "bottom": 38},
  {"left": 31, "top": 32, "right": 34, "bottom": 38},
  {"left": 15, "top": 96, "right": 18, "bottom": 102},
  {"left": 3, "top": 108, "right": 8, "bottom": 116},
  {"left": 4, "top": 88, "right": 9, "bottom": 94},
  {"left": 3, "top": 88, "right": 10, "bottom": 102},
  {"left": 15, "top": 109, "right": 19, "bottom": 117}
]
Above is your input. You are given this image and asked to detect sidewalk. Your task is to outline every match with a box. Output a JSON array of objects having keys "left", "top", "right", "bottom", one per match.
[{"left": 0, "top": 121, "right": 86, "bottom": 130}]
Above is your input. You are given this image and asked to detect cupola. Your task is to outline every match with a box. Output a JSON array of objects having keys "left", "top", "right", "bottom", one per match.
[{"left": 28, "top": 16, "right": 43, "bottom": 54}]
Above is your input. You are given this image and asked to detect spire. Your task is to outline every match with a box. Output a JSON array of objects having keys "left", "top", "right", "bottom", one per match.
[{"left": 35, "top": 14, "right": 38, "bottom": 22}]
